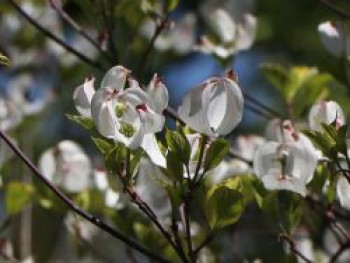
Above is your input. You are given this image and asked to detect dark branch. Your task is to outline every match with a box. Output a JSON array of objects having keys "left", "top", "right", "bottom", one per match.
[{"left": 314, "top": 0, "right": 350, "bottom": 20}]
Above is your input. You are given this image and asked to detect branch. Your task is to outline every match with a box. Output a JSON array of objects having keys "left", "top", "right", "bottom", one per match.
[
  {"left": 118, "top": 152, "right": 186, "bottom": 261},
  {"left": 313, "top": 0, "right": 350, "bottom": 19},
  {"left": 100, "top": 0, "right": 118, "bottom": 63},
  {"left": 137, "top": 15, "right": 170, "bottom": 77},
  {"left": 0, "top": 129, "right": 169, "bottom": 263},
  {"left": 7, "top": 0, "right": 106, "bottom": 72},
  {"left": 331, "top": 240, "right": 350, "bottom": 263},
  {"left": 280, "top": 234, "right": 313, "bottom": 263},
  {"left": 193, "top": 234, "right": 215, "bottom": 256},
  {"left": 48, "top": 0, "right": 113, "bottom": 63}
]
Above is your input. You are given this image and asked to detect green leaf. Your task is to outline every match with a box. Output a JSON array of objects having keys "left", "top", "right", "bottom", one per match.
[
  {"left": 164, "top": 151, "right": 184, "bottom": 182},
  {"left": 165, "top": 185, "right": 182, "bottom": 218},
  {"left": 6, "top": 182, "right": 34, "bottom": 214},
  {"left": 66, "top": 114, "right": 95, "bottom": 130},
  {"left": 91, "top": 137, "right": 116, "bottom": 156},
  {"left": 0, "top": 53, "right": 10, "bottom": 66},
  {"left": 203, "top": 138, "right": 230, "bottom": 171},
  {"left": 205, "top": 177, "right": 244, "bottom": 230},
  {"left": 165, "top": 130, "right": 191, "bottom": 165},
  {"left": 165, "top": 0, "right": 179, "bottom": 11},
  {"left": 260, "top": 63, "right": 289, "bottom": 94}
]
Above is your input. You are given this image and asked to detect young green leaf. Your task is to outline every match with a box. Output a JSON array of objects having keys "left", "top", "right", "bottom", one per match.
[
  {"left": 203, "top": 138, "right": 230, "bottom": 171},
  {"left": 0, "top": 53, "right": 10, "bottom": 66},
  {"left": 205, "top": 177, "right": 244, "bottom": 230},
  {"left": 66, "top": 114, "right": 95, "bottom": 130},
  {"left": 165, "top": 130, "right": 191, "bottom": 165},
  {"left": 6, "top": 182, "right": 34, "bottom": 215}
]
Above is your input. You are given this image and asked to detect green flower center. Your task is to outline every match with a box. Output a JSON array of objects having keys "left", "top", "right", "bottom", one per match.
[
  {"left": 119, "top": 122, "right": 136, "bottom": 138},
  {"left": 115, "top": 103, "right": 126, "bottom": 118}
]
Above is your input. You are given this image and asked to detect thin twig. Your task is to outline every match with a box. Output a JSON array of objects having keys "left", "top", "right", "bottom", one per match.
[
  {"left": 137, "top": 15, "right": 170, "bottom": 77},
  {"left": 100, "top": 0, "right": 118, "bottom": 63},
  {"left": 313, "top": 0, "right": 350, "bottom": 20},
  {"left": 280, "top": 234, "right": 313, "bottom": 263},
  {"left": 7, "top": 0, "right": 106, "bottom": 72},
  {"left": 193, "top": 234, "right": 215, "bottom": 256},
  {"left": 331, "top": 240, "right": 350, "bottom": 263},
  {"left": 0, "top": 129, "right": 169, "bottom": 263},
  {"left": 48, "top": 0, "right": 113, "bottom": 63},
  {"left": 118, "top": 153, "right": 186, "bottom": 262}
]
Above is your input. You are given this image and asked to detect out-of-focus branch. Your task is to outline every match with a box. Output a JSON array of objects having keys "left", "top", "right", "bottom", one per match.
[
  {"left": 313, "top": 0, "right": 350, "bottom": 19},
  {"left": 137, "top": 15, "right": 170, "bottom": 77},
  {"left": 100, "top": 0, "right": 118, "bottom": 63},
  {"left": 48, "top": 0, "right": 113, "bottom": 63},
  {"left": 280, "top": 233, "right": 313, "bottom": 263},
  {"left": 7, "top": 0, "right": 106, "bottom": 72},
  {"left": 0, "top": 129, "right": 169, "bottom": 263}
]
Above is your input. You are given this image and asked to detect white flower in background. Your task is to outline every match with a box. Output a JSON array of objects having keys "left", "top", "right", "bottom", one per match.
[
  {"left": 308, "top": 100, "right": 345, "bottom": 132},
  {"left": 0, "top": 137, "right": 15, "bottom": 169},
  {"left": 195, "top": 9, "right": 256, "bottom": 59},
  {"left": 253, "top": 133, "right": 318, "bottom": 196},
  {"left": 323, "top": 227, "right": 350, "bottom": 262},
  {"left": 93, "top": 169, "right": 125, "bottom": 209},
  {"left": 0, "top": 97, "right": 23, "bottom": 131},
  {"left": 140, "top": 13, "right": 196, "bottom": 55},
  {"left": 318, "top": 21, "right": 347, "bottom": 57},
  {"left": 73, "top": 66, "right": 168, "bottom": 166},
  {"left": 38, "top": 140, "right": 92, "bottom": 193},
  {"left": 178, "top": 71, "right": 244, "bottom": 137},
  {"left": 7, "top": 74, "right": 53, "bottom": 115},
  {"left": 336, "top": 176, "right": 350, "bottom": 210},
  {"left": 135, "top": 158, "right": 171, "bottom": 219},
  {"left": 287, "top": 228, "right": 314, "bottom": 263}
]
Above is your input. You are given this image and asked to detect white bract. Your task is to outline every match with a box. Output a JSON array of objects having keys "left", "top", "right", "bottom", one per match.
[
  {"left": 318, "top": 21, "right": 347, "bottom": 57},
  {"left": 336, "top": 176, "right": 350, "bottom": 210},
  {"left": 38, "top": 140, "right": 92, "bottom": 193},
  {"left": 178, "top": 71, "right": 244, "bottom": 137},
  {"left": 253, "top": 133, "right": 318, "bottom": 196},
  {"left": 73, "top": 66, "right": 168, "bottom": 166},
  {"left": 195, "top": 9, "right": 256, "bottom": 59},
  {"left": 265, "top": 119, "right": 297, "bottom": 143},
  {"left": 308, "top": 100, "right": 345, "bottom": 132},
  {"left": 0, "top": 97, "right": 23, "bottom": 131}
]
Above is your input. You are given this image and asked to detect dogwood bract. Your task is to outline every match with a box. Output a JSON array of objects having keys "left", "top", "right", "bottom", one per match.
[
  {"left": 308, "top": 100, "right": 345, "bottom": 132},
  {"left": 318, "top": 21, "right": 347, "bottom": 57},
  {"left": 178, "top": 71, "right": 244, "bottom": 137}
]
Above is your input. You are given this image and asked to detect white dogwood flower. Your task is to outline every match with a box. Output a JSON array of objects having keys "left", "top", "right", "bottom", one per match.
[
  {"left": 74, "top": 66, "right": 168, "bottom": 166},
  {"left": 178, "top": 71, "right": 244, "bottom": 137},
  {"left": 318, "top": 21, "right": 346, "bottom": 57},
  {"left": 195, "top": 9, "right": 256, "bottom": 59},
  {"left": 0, "top": 97, "right": 22, "bottom": 131},
  {"left": 253, "top": 134, "right": 318, "bottom": 196},
  {"left": 38, "top": 140, "right": 92, "bottom": 193},
  {"left": 308, "top": 100, "right": 345, "bottom": 132}
]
